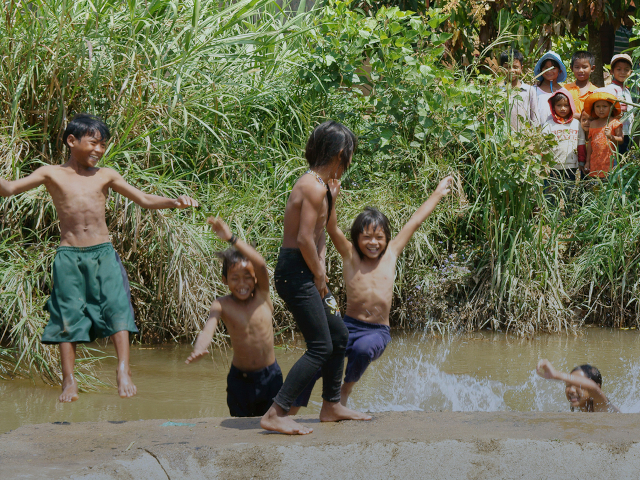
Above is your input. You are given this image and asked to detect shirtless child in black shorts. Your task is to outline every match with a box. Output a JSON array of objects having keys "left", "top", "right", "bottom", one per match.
[
  {"left": 0, "top": 114, "right": 198, "bottom": 402},
  {"left": 186, "top": 217, "right": 283, "bottom": 417}
]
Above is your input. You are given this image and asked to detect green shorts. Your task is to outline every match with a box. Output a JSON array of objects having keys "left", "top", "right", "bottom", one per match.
[{"left": 42, "top": 243, "right": 138, "bottom": 344}]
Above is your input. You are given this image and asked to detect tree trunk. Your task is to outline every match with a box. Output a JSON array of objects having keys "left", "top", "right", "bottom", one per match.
[
  {"left": 600, "top": 22, "right": 616, "bottom": 65},
  {"left": 588, "top": 22, "right": 605, "bottom": 87}
]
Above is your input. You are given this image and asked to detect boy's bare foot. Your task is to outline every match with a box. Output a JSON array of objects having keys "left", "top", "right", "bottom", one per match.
[
  {"left": 261, "top": 404, "right": 313, "bottom": 435},
  {"left": 319, "top": 401, "right": 371, "bottom": 422},
  {"left": 117, "top": 367, "right": 137, "bottom": 398},
  {"left": 58, "top": 377, "right": 79, "bottom": 403}
]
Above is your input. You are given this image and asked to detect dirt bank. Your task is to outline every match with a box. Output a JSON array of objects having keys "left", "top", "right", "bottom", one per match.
[{"left": 3, "top": 412, "right": 640, "bottom": 479}]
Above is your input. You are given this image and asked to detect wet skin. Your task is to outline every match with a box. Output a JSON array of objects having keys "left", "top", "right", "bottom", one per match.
[
  {"left": 0, "top": 132, "right": 198, "bottom": 402},
  {"left": 325, "top": 177, "right": 453, "bottom": 405},
  {"left": 345, "top": 224, "right": 395, "bottom": 325},
  {"left": 186, "top": 218, "right": 276, "bottom": 373},
  {"left": 537, "top": 359, "right": 620, "bottom": 412},
  {"left": 328, "top": 177, "right": 453, "bottom": 327},
  {"left": 261, "top": 157, "right": 373, "bottom": 435},
  {"left": 280, "top": 162, "right": 348, "bottom": 297}
]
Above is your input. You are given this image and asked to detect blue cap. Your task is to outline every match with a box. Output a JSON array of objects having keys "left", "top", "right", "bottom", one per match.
[{"left": 534, "top": 51, "right": 567, "bottom": 84}]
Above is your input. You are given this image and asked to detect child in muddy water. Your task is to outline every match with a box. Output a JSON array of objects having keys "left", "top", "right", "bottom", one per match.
[
  {"left": 289, "top": 176, "right": 453, "bottom": 414},
  {"left": 0, "top": 114, "right": 199, "bottom": 403},
  {"left": 260, "top": 121, "right": 372, "bottom": 435},
  {"left": 536, "top": 359, "right": 620, "bottom": 412},
  {"left": 185, "top": 217, "right": 283, "bottom": 418}
]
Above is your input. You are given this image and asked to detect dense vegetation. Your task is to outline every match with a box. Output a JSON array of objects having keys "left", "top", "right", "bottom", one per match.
[{"left": 1, "top": 0, "right": 640, "bottom": 386}]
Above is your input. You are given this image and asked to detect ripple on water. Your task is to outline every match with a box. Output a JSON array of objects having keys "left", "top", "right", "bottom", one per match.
[{"left": 2, "top": 328, "right": 639, "bottom": 432}]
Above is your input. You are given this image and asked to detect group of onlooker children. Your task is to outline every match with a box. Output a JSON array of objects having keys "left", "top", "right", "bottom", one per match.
[{"left": 499, "top": 48, "right": 634, "bottom": 185}]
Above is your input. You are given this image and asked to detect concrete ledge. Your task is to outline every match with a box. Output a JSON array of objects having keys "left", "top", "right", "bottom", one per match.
[{"left": 3, "top": 412, "right": 640, "bottom": 479}]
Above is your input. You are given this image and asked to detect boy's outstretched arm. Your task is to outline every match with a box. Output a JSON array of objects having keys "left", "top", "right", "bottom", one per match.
[
  {"left": 108, "top": 170, "right": 198, "bottom": 209},
  {"left": 536, "top": 359, "right": 617, "bottom": 410},
  {"left": 185, "top": 301, "right": 221, "bottom": 364},
  {"left": 389, "top": 176, "right": 453, "bottom": 256},
  {"left": 207, "top": 217, "right": 270, "bottom": 297},
  {"left": 326, "top": 180, "right": 353, "bottom": 260},
  {"left": 0, "top": 167, "right": 50, "bottom": 197}
]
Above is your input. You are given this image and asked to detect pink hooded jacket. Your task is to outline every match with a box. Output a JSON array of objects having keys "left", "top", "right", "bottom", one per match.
[{"left": 542, "top": 88, "right": 582, "bottom": 169}]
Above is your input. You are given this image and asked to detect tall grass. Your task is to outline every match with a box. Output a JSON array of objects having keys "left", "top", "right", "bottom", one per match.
[{"left": 2, "top": 0, "right": 640, "bottom": 388}]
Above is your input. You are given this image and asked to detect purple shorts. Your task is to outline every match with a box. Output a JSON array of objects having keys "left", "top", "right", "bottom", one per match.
[{"left": 292, "top": 316, "right": 391, "bottom": 407}]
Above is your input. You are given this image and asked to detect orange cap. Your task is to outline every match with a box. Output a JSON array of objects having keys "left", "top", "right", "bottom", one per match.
[{"left": 583, "top": 91, "right": 621, "bottom": 118}]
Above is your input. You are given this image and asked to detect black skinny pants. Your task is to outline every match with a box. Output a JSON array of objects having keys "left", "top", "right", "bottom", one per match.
[{"left": 273, "top": 248, "right": 348, "bottom": 411}]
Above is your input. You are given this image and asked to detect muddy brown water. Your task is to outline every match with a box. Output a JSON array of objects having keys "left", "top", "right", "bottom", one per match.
[{"left": 2, "top": 328, "right": 639, "bottom": 433}]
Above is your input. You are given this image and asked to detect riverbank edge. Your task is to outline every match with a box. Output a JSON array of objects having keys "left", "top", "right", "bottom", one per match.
[{"left": 3, "top": 412, "right": 640, "bottom": 479}]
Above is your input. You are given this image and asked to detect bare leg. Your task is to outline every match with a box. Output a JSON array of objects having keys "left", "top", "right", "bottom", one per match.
[
  {"left": 111, "top": 330, "right": 137, "bottom": 398},
  {"left": 288, "top": 406, "right": 301, "bottom": 416},
  {"left": 340, "top": 381, "right": 356, "bottom": 406},
  {"left": 58, "top": 342, "right": 79, "bottom": 403},
  {"left": 261, "top": 403, "right": 313, "bottom": 435},
  {"left": 319, "top": 400, "right": 371, "bottom": 422}
]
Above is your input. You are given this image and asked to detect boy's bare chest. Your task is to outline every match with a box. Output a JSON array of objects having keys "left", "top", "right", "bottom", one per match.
[
  {"left": 222, "top": 300, "right": 272, "bottom": 332},
  {"left": 347, "top": 257, "right": 395, "bottom": 289},
  {"left": 50, "top": 172, "right": 109, "bottom": 206}
]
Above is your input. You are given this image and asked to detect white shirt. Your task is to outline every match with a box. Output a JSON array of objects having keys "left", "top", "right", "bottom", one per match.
[
  {"left": 534, "top": 85, "right": 555, "bottom": 125},
  {"left": 501, "top": 82, "right": 539, "bottom": 130},
  {"left": 601, "top": 83, "right": 634, "bottom": 135},
  {"left": 542, "top": 118, "right": 580, "bottom": 169}
]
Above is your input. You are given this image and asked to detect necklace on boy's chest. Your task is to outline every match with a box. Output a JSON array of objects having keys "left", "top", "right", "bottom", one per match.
[{"left": 305, "top": 169, "right": 326, "bottom": 187}]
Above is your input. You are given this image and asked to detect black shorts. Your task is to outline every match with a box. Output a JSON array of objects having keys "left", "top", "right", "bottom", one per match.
[{"left": 226, "top": 361, "right": 283, "bottom": 417}]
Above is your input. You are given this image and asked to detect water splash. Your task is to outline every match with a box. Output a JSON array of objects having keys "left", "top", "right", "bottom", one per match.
[
  {"left": 607, "top": 360, "right": 640, "bottom": 413},
  {"left": 350, "top": 337, "right": 508, "bottom": 413},
  {"left": 347, "top": 332, "right": 640, "bottom": 414}
]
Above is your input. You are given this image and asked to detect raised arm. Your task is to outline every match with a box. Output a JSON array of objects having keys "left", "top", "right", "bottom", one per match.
[
  {"left": 185, "top": 300, "right": 221, "bottom": 364},
  {"left": 536, "top": 359, "right": 619, "bottom": 412},
  {"left": 108, "top": 169, "right": 198, "bottom": 209},
  {"left": 0, "top": 166, "right": 50, "bottom": 197},
  {"left": 326, "top": 179, "right": 353, "bottom": 260},
  {"left": 388, "top": 176, "right": 452, "bottom": 256},
  {"left": 207, "top": 217, "right": 270, "bottom": 298}
]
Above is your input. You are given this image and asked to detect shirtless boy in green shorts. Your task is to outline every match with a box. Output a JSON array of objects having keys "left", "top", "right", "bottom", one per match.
[{"left": 0, "top": 114, "right": 198, "bottom": 402}]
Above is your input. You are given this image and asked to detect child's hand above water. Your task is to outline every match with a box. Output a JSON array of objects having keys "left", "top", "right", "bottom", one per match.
[
  {"left": 185, "top": 344, "right": 209, "bottom": 364},
  {"left": 207, "top": 216, "right": 232, "bottom": 241},
  {"left": 536, "top": 359, "right": 558, "bottom": 380}
]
